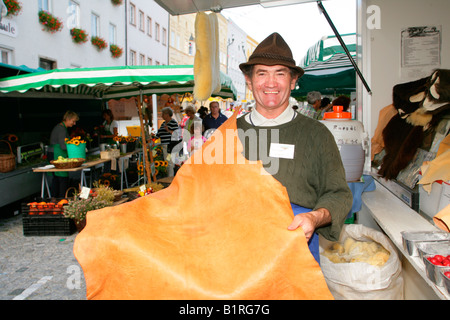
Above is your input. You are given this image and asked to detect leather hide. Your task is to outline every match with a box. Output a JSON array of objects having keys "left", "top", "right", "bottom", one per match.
[{"left": 73, "top": 110, "right": 333, "bottom": 300}]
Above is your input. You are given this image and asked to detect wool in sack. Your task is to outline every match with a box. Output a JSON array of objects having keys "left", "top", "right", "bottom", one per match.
[{"left": 320, "top": 224, "right": 403, "bottom": 300}]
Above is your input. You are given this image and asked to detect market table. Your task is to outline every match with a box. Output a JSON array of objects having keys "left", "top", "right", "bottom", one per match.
[{"left": 33, "top": 149, "right": 142, "bottom": 197}]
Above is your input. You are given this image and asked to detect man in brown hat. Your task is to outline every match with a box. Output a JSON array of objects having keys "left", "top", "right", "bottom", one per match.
[{"left": 237, "top": 33, "right": 352, "bottom": 263}]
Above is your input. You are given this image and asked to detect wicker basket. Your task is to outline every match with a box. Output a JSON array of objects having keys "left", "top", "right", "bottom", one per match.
[
  {"left": 0, "top": 140, "right": 16, "bottom": 173},
  {"left": 50, "top": 158, "right": 85, "bottom": 169}
]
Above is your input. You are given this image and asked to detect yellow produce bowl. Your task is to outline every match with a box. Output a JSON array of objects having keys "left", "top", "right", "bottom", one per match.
[{"left": 51, "top": 158, "right": 85, "bottom": 169}]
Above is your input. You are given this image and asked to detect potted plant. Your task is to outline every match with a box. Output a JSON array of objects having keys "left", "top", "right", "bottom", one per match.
[
  {"left": 63, "top": 185, "right": 115, "bottom": 231},
  {"left": 111, "top": 0, "right": 123, "bottom": 6},
  {"left": 110, "top": 44, "right": 123, "bottom": 58},
  {"left": 70, "top": 28, "right": 88, "bottom": 43},
  {"left": 38, "top": 10, "right": 63, "bottom": 33},
  {"left": 91, "top": 36, "right": 108, "bottom": 50},
  {"left": 4, "top": 0, "right": 22, "bottom": 17}
]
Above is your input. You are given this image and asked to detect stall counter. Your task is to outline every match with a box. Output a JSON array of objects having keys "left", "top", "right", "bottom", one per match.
[{"left": 359, "top": 180, "right": 450, "bottom": 300}]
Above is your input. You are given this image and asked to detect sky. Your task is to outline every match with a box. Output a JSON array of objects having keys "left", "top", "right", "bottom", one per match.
[{"left": 221, "top": 0, "right": 356, "bottom": 64}]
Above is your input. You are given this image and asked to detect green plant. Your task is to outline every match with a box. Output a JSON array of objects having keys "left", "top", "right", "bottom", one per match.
[
  {"left": 63, "top": 196, "right": 111, "bottom": 223},
  {"left": 111, "top": 0, "right": 123, "bottom": 5},
  {"left": 4, "top": 0, "right": 22, "bottom": 17},
  {"left": 38, "top": 10, "right": 63, "bottom": 33},
  {"left": 70, "top": 28, "right": 88, "bottom": 43},
  {"left": 91, "top": 36, "right": 108, "bottom": 50},
  {"left": 110, "top": 44, "right": 123, "bottom": 58},
  {"left": 92, "top": 182, "right": 116, "bottom": 203}
]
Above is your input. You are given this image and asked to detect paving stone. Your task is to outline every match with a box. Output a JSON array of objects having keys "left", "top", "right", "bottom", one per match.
[{"left": 0, "top": 215, "right": 86, "bottom": 300}]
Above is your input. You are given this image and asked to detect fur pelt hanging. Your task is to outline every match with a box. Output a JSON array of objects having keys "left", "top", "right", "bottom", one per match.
[
  {"left": 378, "top": 69, "right": 450, "bottom": 180},
  {"left": 193, "top": 12, "right": 221, "bottom": 101}
]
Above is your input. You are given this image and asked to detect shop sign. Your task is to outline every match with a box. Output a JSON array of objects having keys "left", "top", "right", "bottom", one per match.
[{"left": 0, "top": 18, "right": 18, "bottom": 38}]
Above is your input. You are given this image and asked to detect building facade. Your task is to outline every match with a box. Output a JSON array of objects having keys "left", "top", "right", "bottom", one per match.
[
  {"left": 0, "top": 0, "right": 170, "bottom": 70},
  {"left": 168, "top": 13, "right": 196, "bottom": 66},
  {"left": 126, "top": 0, "right": 168, "bottom": 66},
  {"left": 0, "top": 0, "right": 126, "bottom": 69},
  {"left": 1, "top": 1, "right": 257, "bottom": 104},
  {"left": 226, "top": 18, "right": 247, "bottom": 102},
  {"left": 244, "top": 35, "right": 258, "bottom": 102}
]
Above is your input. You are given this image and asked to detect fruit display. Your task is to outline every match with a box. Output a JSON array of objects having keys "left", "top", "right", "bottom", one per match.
[
  {"left": 53, "top": 156, "right": 82, "bottom": 163},
  {"left": 27, "top": 199, "right": 68, "bottom": 215},
  {"left": 138, "top": 187, "right": 154, "bottom": 197},
  {"left": 50, "top": 156, "right": 85, "bottom": 169},
  {"left": 426, "top": 254, "right": 450, "bottom": 266},
  {"left": 322, "top": 237, "right": 390, "bottom": 266}
]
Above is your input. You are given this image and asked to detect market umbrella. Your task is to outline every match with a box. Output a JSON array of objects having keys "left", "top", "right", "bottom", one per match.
[{"left": 0, "top": 64, "right": 237, "bottom": 100}]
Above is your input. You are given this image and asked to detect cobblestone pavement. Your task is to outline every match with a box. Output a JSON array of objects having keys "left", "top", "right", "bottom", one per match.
[{"left": 0, "top": 214, "right": 86, "bottom": 300}]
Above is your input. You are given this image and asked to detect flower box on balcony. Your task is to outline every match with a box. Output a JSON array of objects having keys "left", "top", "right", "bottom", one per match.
[
  {"left": 110, "top": 44, "right": 123, "bottom": 58},
  {"left": 38, "top": 10, "right": 63, "bottom": 33},
  {"left": 70, "top": 28, "right": 88, "bottom": 44},
  {"left": 5, "top": 0, "right": 22, "bottom": 17},
  {"left": 91, "top": 36, "right": 108, "bottom": 50}
]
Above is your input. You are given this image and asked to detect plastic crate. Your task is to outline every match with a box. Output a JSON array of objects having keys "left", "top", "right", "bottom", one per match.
[{"left": 21, "top": 201, "right": 76, "bottom": 236}]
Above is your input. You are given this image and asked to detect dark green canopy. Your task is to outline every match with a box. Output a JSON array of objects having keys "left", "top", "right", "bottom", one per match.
[{"left": 291, "top": 34, "right": 356, "bottom": 97}]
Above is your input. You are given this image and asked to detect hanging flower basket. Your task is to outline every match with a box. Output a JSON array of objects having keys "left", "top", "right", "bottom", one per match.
[
  {"left": 4, "top": 0, "right": 22, "bottom": 17},
  {"left": 110, "top": 44, "right": 123, "bottom": 58},
  {"left": 38, "top": 10, "right": 63, "bottom": 33},
  {"left": 91, "top": 36, "right": 108, "bottom": 50},
  {"left": 70, "top": 28, "right": 89, "bottom": 44},
  {"left": 111, "top": 0, "right": 123, "bottom": 6}
]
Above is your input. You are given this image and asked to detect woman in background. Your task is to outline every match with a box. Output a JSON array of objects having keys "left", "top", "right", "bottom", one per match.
[
  {"left": 101, "top": 109, "right": 119, "bottom": 144},
  {"left": 49, "top": 110, "right": 79, "bottom": 198}
]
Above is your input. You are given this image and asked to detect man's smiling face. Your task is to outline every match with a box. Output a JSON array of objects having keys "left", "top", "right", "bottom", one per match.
[{"left": 245, "top": 64, "right": 298, "bottom": 118}]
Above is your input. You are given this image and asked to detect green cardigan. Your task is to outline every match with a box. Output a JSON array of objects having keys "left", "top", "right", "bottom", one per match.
[{"left": 236, "top": 113, "right": 352, "bottom": 241}]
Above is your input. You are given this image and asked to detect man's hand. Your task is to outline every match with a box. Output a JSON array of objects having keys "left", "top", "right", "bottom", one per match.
[{"left": 287, "top": 208, "right": 331, "bottom": 241}]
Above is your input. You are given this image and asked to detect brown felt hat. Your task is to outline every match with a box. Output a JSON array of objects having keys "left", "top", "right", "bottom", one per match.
[{"left": 239, "top": 32, "right": 304, "bottom": 77}]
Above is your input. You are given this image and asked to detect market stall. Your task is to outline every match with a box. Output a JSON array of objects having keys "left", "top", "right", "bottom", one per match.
[
  {"left": 292, "top": 34, "right": 357, "bottom": 97},
  {"left": 0, "top": 65, "right": 237, "bottom": 199}
]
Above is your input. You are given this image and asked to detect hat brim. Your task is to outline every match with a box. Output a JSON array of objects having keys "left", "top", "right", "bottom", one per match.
[{"left": 239, "top": 59, "right": 304, "bottom": 78}]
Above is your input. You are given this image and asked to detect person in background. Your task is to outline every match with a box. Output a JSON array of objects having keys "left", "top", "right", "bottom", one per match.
[
  {"left": 187, "top": 121, "right": 206, "bottom": 155},
  {"left": 184, "top": 105, "right": 201, "bottom": 133},
  {"left": 156, "top": 107, "right": 179, "bottom": 177},
  {"left": 297, "top": 91, "right": 322, "bottom": 119},
  {"left": 198, "top": 106, "right": 208, "bottom": 120},
  {"left": 202, "top": 101, "right": 228, "bottom": 135},
  {"left": 100, "top": 109, "right": 119, "bottom": 144},
  {"left": 318, "top": 97, "right": 332, "bottom": 120},
  {"left": 49, "top": 110, "right": 79, "bottom": 198},
  {"left": 332, "top": 95, "right": 351, "bottom": 112}
]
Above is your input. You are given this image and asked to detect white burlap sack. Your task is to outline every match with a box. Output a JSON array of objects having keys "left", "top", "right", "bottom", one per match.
[{"left": 320, "top": 224, "right": 404, "bottom": 300}]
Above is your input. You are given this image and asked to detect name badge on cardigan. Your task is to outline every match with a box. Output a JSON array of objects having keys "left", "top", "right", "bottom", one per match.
[{"left": 269, "top": 143, "right": 295, "bottom": 159}]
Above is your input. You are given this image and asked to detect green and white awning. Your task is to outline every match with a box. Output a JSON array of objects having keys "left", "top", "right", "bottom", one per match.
[{"left": 0, "top": 65, "right": 237, "bottom": 100}]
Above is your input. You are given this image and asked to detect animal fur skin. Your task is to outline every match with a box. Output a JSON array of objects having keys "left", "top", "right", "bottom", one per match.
[
  {"left": 378, "top": 69, "right": 450, "bottom": 180},
  {"left": 193, "top": 12, "right": 221, "bottom": 101}
]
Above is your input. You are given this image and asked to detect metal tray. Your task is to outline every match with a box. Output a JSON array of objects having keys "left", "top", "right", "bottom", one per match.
[
  {"left": 441, "top": 268, "right": 450, "bottom": 295},
  {"left": 417, "top": 241, "right": 450, "bottom": 261},
  {"left": 424, "top": 255, "right": 450, "bottom": 286},
  {"left": 401, "top": 231, "right": 450, "bottom": 256}
]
